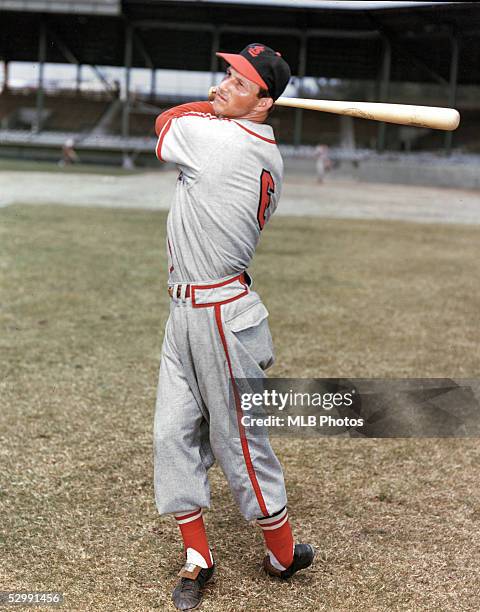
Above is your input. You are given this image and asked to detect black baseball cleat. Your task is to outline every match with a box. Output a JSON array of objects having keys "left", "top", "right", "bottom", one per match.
[
  {"left": 263, "top": 543, "right": 315, "bottom": 580},
  {"left": 172, "top": 562, "right": 215, "bottom": 611}
]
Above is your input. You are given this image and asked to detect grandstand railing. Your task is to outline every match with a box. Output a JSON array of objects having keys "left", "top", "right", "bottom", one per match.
[{"left": 1, "top": 128, "right": 478, "bottom": 166}]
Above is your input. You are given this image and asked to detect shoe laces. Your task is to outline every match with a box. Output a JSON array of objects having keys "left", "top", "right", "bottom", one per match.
[{"left": 180, "top": 578, "right": 197, "bottom": 592}]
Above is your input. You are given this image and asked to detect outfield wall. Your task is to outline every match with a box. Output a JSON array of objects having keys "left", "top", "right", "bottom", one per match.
[
  {"left": 1, "top": 130, "right": 479, "bottom": 190},
  {"left": 283, "top": 153, "right": 480, "bottom": 190}
]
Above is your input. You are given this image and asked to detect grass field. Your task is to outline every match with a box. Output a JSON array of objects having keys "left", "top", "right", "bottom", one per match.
[{"left": 1, "top": 204, "right": 480, "bottom": 611}]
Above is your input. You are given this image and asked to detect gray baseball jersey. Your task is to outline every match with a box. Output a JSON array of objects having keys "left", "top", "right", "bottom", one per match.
[
  {"left": 153, "top": 106, "right": 288, "bottom": 521},
  {"left": 156, "top": 110, "right": 283, "bottom": 282}
]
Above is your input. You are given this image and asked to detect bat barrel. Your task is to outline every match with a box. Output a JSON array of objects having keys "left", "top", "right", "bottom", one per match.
[{"left": 274, "top": 97, "right": 460, "bottom": 131}]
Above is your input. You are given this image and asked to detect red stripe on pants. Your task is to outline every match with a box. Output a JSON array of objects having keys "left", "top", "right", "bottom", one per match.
[{"left": 214, "top": 304, "right": 268, "bottom": 517}]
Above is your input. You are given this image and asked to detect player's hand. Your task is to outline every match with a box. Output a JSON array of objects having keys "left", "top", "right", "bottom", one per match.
[{"left": 208, "top": 86, "right": 217, "bottom": 101}]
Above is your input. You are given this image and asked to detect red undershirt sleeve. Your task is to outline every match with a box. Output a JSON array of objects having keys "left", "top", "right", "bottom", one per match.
[{"left": 155, "top": 101, "right": 215, "bottom": 137}]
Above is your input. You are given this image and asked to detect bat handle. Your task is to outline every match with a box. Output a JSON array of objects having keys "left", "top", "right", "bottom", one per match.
[{"left": 208, "top": 86, "right": 217, "bottom": 101}]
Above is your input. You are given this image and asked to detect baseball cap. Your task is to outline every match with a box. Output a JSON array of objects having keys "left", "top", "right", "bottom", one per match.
[{"left": 216, "top": 43, "right": 291, "bottom": 101}]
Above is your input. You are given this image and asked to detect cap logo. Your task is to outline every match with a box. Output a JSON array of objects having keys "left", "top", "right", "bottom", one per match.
[{"left": 248, "top": 45, "right": 265, "bottom": 57}]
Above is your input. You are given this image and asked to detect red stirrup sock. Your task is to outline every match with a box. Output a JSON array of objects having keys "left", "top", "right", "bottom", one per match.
[
  {"left": 174, "top": 508, "right": 213, "bottom": 568},
  {"left": 257, "top": 506, "right": 294, "bottom": 570}
]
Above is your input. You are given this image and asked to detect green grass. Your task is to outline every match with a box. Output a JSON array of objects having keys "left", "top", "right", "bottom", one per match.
[{"left": 1, "top": 205, "right": 480, "bottom": 611}]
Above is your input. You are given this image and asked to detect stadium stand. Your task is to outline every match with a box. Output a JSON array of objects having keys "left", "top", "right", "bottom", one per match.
[
  {"left": 0, "top": 90, "right": 110, "bottom": 132},
  {"left": 0, "top": 0, "right": 479, "bottom": 170}
]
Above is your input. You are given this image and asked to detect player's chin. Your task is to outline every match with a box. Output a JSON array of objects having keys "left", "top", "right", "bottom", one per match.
[
  {"left": 212, "top": 97, "right": 227, "bottom": 115},
  {"left": 213, "top": 100, "right": 245, "bottom": 119}
]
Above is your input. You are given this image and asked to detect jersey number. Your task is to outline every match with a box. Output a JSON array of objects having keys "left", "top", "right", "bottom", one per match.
[{"left": 257, "top": 169, "right": 275, "bottom": 231}]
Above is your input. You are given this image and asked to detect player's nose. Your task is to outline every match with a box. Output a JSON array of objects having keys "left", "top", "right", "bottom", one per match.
[{"left": 222, "top": 73, "right": 235, "bottom": 89}]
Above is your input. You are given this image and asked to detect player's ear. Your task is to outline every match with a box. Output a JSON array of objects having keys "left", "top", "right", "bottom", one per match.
[{"left": 256, "top": 96, "right": 274, "bottom": 113}]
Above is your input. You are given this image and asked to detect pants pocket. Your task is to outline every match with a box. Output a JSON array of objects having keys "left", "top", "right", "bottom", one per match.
[{"left": 224, "top": 301, "right": 275, "bottom": 371}]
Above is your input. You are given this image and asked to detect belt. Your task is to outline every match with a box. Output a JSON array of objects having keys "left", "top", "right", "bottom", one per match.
[
  {"left": 168, "top": 284, "right": 191, "bottom": 299},
  {"left": 168, "top": 272, "right": 247, "bottom": 300}
]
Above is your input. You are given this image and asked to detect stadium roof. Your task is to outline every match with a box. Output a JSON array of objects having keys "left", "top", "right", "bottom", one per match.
[
  {"left": 174, "top": 1, "right": 463, "bottom": 8},
  {"left": 0, "top": 0, "right": 479, "bottom": 84},
  {"left": 0, "top": 0, "right": 120, "bottom": 15}
]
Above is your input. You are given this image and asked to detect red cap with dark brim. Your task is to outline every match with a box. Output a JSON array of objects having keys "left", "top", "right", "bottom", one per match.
[{"left": 216, "top": 52, "right": 269, "bottom": 91}]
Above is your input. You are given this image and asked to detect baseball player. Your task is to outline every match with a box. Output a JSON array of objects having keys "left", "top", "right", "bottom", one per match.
[{"left": 153, "top": 44, "right": 315, "bottom": 610}]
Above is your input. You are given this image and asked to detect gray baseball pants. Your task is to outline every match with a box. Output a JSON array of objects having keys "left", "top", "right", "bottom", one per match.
[{"left": 153, "top": 273, "right": 287, "bottom": 521}]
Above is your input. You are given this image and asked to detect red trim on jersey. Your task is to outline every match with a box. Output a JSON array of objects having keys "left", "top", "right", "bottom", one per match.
[
  {"left": 156, "top": 118, "right": 173, "bottom": 162},
  {"left": 169, "top": 111, "right": 224, "bottom": 123},
  {"left": 155, "top": 111, "right": 276, "bottom": 158},
  {"left": 232, "top": 120, "right": 276, "bottom": 144},
  {"left": 214, "top": 303, "right": 269, "bottom": 517},
  {"left": 155, "top": 101, "right": 215, "bottom": 136},
  {"left": 155, "top": 102, "right": 215, "bottom": 161}
]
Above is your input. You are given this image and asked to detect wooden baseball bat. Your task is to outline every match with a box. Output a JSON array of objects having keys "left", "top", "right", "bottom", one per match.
[{"left": 274, "top": 97, "right": 460, "bottom": 131}]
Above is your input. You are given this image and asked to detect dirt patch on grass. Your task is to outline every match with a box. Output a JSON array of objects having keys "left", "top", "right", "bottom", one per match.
[{"left": 2, "top": 166, "right": 480, "bottom": 226}]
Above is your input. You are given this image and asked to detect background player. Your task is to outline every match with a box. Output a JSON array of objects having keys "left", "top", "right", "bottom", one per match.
[{"left": 153, "top": 44, "right": 315, "bottom": 610}]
